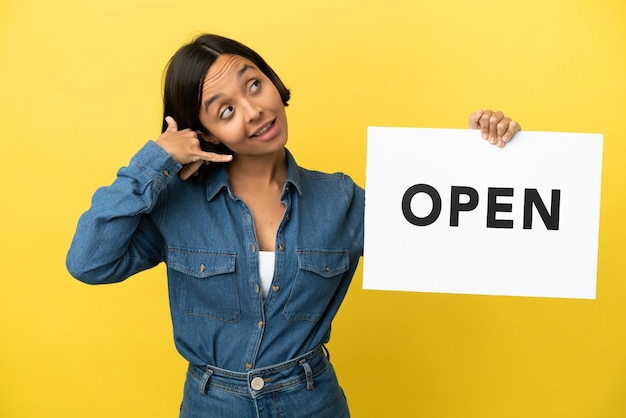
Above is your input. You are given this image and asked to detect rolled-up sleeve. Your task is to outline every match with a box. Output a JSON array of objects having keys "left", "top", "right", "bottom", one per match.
[{"left": 66, "top": 141, "right": 181, "bottom": 284}]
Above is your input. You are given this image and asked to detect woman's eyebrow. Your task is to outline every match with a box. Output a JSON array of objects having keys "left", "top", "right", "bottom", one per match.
[
  {"left": 204, "top": 94, "right": 221, "bottom": 112},
  {"left": 203, "top": 64, "right": 255, "bottom": 112},
  {"left": 237, "top": 64, "right": 253, "bottom": 78}
]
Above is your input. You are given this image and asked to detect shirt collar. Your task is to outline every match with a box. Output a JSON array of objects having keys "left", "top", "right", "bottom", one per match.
[{"left": 205, "top": 148, "right": 303, "bottom": 202}]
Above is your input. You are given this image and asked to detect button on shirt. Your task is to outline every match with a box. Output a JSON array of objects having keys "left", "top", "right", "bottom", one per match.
[{"left": 67, "top": 142, "right": 365, "bottom": 372}]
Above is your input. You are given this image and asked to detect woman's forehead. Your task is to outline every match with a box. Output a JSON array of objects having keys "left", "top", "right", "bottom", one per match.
[{"left": 202, "top": 54, "right": 257, "bottom": 93}]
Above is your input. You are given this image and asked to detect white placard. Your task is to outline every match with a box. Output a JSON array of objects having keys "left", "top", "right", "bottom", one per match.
[{"left": 363, "top": 128, "right": 603, "bottom": 299}]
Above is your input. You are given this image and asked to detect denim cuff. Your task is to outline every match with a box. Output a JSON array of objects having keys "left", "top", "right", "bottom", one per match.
[{"left": 129, "top": 140, "right": 183, "bottom": 186}]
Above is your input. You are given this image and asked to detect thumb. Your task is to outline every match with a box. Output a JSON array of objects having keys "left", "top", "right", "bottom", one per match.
[
  {"left": 164, "top": 116, "right": 178, "bottom": 132},
  {"left": 468, "top": 109, "right": 483, "bottom": 129}
]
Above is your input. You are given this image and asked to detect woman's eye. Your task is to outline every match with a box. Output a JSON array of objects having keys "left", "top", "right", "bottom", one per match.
[
  {"left": 219, "top": 106, "right": 233, "bottom": 119},
  {"left": 250, "top": 80, "right": 260, "bottom": 92}
]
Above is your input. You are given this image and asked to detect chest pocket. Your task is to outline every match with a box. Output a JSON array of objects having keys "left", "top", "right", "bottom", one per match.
[
  {"left": 168, "top": 248, "right": 240, "bottom": 323},
  {"left": 284, "top": 250, "right": 349, "bottom": 322}
]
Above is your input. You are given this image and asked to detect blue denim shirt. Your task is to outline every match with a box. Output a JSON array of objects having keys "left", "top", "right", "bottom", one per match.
[{"left": 67, "top": 141, "right": 364, "bottom": 372}]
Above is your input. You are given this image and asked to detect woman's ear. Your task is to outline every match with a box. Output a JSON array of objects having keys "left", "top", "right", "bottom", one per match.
[{"left": 198, "top": 131, "right": 220, "bottom": 144}]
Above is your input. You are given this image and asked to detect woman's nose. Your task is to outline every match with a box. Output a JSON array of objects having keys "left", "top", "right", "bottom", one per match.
[{"left": 243, "top": 99, "right": 262, "bottom": 122}]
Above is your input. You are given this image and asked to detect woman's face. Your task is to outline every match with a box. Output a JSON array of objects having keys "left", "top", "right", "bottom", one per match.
[{"left": 198, "top": 54, "right": 288, "bottom": 157}]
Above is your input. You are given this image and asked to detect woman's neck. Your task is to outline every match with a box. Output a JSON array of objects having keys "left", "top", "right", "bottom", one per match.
[{"left": 228, "top": 148, "right": 288, "bottom": 192}]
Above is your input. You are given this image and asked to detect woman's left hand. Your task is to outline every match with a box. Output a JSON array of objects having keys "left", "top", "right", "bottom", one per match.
[{"left": 468, "top": 109, "right": 521, "bottom": 147}]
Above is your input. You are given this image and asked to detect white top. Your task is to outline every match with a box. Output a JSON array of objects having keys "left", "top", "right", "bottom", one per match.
[{"left": 258, "top": 251, "right": 275, "bottom": 301}]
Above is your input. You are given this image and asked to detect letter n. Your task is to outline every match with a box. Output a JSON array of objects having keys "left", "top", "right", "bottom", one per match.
[{"left": 523, "top": 189, "right": 561, "bottom": 230}]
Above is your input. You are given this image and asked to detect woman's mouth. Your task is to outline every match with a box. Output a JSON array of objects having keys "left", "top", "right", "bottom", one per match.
[{"left": 252, "top": 120, "right": 275, "bottom": 137}]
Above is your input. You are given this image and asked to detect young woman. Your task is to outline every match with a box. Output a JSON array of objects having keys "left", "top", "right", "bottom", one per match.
[{"left": 66, "top": 34, "right": 520, "bottom": 418}]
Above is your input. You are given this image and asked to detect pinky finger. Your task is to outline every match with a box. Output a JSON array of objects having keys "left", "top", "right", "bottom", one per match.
[
  {"left": 501, "top": 121, "right": 522, "bottom": 143},
  {"left": 179, "top": 161, "right": 204, "bottom": 181}
]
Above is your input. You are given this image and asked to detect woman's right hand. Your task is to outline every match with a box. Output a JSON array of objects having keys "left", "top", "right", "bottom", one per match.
[
  {"left": 156, "top": 116, "right": 232, "bottom": 180},
  {"left": 468, "top": 109, "right": 521, "bottom": 147}
]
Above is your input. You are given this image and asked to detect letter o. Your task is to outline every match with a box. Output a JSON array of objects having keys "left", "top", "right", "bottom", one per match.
[{"left": 401, "top": 184, "right": 442, "bottom": 226}]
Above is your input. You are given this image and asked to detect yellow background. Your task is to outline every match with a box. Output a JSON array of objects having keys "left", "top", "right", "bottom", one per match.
[{"left": 1, "top": 0, "right": 625, "bottom": 417}]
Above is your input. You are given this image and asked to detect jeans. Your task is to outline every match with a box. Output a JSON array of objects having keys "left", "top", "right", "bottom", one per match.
[{"left": 179, "top": 346, "right": 350, "bottom": 418}]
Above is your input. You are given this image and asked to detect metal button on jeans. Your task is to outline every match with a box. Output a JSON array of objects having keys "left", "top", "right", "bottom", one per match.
[{"left": 251, "top": 377, "right": 265, "bottom": 390}]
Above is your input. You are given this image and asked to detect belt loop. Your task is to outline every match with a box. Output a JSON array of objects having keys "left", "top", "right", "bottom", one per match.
[
  {"left": 322, "top": 344, "right": 330, "bottom": 360},
  {"left": 299, "top": 359, "right": 314, "bottom": 391},
  {"left": 199, "top": 369, "right": 214, "bottom": 395}
]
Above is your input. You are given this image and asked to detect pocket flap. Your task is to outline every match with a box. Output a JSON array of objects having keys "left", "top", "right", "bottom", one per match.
[
  {"left": 168, "top": 248, "right": 235, "bottom": 279},
  {"left": 297, "top": 250, "right": 349, "bottom": 278}
]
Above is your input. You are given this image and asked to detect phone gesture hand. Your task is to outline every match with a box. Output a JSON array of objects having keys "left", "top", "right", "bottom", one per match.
[{"left": 156, "top": 116, "right": 232, "bottom": 180}]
